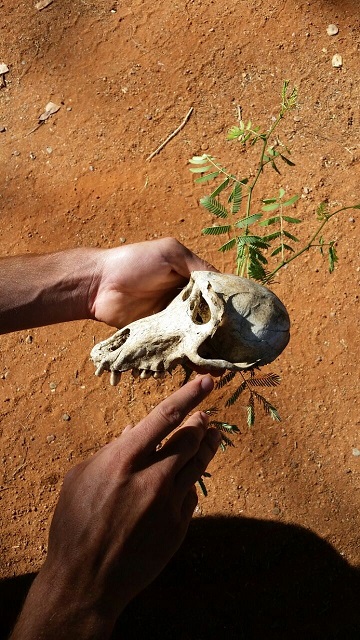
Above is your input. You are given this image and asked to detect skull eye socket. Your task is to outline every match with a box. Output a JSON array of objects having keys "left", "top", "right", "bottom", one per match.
[{"left": 190, "top": 293, "right": 211, "bottom": 325}]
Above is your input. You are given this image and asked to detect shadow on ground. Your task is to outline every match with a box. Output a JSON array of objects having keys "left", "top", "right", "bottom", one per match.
[{"left": 1, "top": 516, "right": 359, "bottom": 640}]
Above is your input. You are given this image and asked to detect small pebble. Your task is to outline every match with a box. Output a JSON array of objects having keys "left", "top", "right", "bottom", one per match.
[
  {"left": 46, "top": 434, "right": 56, "bottom": 444},
  {"left": 332, "top": 54, "right": 343, "bottom": 68},
  {"left": 29, "top": 152, "right": 36, "bottom": 160},
  {"left": 49, "top": 382, "right": 57, "bottom": 390},
  {"left": 66, "top": 106, "right": 72, "bottom": 111},
  {"left": 272, "top": 506, "right": 280, "bottom": 516},
  {"left": 0, "top": 126, "right": 6, "bottom": 133},
  {"left": 46, "top": 146, "right": 53, "bottom": 154},
  {"left": 327, "top": 24, "right": 339, "bottom": 36},
  {"left": 62, "top": 413, "right": 71, "bottom": 421},
  {"left": 352, "top": 448, "right": 360, "bottom": 457},
  {"left": 12, "top": 150, "right": 20, "bottom": 156},
  {"left": 89, "top": 165, "right": 94, "bottom": 171},
  {"left": 348, "top": 217, "right": 355, "bottom": 223},
  {"left": 119, "top": 237, "right": 126, "bottom": 244},
  {"left": 25, "top": 335, "right": 33, "bottom": 344}
]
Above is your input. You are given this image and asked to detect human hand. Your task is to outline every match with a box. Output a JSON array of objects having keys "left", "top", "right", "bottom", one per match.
[
  {"left": 11, "top": 376, "right": 219, "bottom": 640},
  {"left": 89, "top": 237, "right": 217, "bottom": 328}
]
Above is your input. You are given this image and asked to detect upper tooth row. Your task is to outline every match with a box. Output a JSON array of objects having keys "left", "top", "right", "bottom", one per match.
[
  {"left": 96, "top": 367, "right": 166, "bottom": 386},
  {"left": 132, "top": 369, "right": 166, "bottom": 380}
]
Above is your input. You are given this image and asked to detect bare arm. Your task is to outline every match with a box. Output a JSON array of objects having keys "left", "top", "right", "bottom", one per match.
[
  {"left": 0, "top": 249, "right": 98, "bottom": 333},
  {"left": 0, "top": 238, "right": 216, "bottom": 334}
]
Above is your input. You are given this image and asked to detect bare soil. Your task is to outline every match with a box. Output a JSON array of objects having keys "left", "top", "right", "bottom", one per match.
[{"left": 0, "top": 1, "right": 359, "bottom": 637}]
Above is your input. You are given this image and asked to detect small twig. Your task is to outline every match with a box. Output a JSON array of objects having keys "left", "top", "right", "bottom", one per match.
[{"left": 146, "top": 106, "right": 194, "bottom": 161}]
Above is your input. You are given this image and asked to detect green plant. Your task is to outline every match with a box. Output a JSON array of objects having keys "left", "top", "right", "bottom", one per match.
[
  {"left": 189, "top": 81, "right": 359, "bottom": 283},
  {"left": 189, "top": 82, "right": 359, "bottom": 464}
]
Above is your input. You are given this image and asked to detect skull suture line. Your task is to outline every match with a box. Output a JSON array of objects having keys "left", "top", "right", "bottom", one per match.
[{"left": 91, "top": 272, "right": 290, "bottom": 385}]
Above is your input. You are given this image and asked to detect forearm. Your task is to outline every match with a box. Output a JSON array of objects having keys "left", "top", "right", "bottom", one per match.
[
  {"left": 0, "top": 248, "right": 102, "bottom": 334},
  {"left": 10, "top": 566, "right": 117, "bottom": 640}
]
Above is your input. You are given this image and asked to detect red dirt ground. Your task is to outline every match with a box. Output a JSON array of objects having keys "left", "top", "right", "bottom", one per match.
[{"left": 0, "top": 1, "right": 359, "bottom": 638}]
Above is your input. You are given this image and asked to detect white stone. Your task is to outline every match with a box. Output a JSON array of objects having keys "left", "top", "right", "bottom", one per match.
[
  {"left": 332, "top": 54, "right": 343, "bottom": 68},
  {"left": 327, "top": 24, "right": 339, "bottom": 36}
]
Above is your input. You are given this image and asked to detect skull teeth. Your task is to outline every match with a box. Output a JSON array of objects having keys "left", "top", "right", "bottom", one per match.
[
  {"left": 95, "top": 364, "right": 105, "bottom": 377},
  {"left": 140, "top": 370, "right": 152, "bottom": 379},
  {"left": 130, "top": 368, "right": 167, "bottom": 380},
  {"left": 110, "top": 371, "right": 122, "bottom": 386}
]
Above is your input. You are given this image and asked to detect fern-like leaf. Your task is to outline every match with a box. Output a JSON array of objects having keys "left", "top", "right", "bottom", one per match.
[
  {"left": 225, "top": 380, "right": 247, "bottom": 407},
  {"left": 237, "top": 235, "right": 269, "bottom": 249},
  {"left": 230, "top": 182, "right": 242, "bottom": 214},
  {"left": 216, "top": 371, "right": 237, "bottom": 389},
  {"left": 202, "top": 225, "right": 231, "bottom": 236},
  {"left": 209, "top": 421, "right": 240, "bottom": 434},
  {"left": 220, "top": 433, "right": 236, "bottom": 449},
  {"left": 219, "top": 238, "right": 236, "bottom": 252},
  {"left": 210, "top": 178, "right": 230, "bottom": 198},
  {"left": 195, "top": 171, "right": 220, "bottom": 183},
  {"left": 252, "top": 391, "right": 281, "bottom": 421},
  {"left": 247, "top": 373, "right": 281, "bottom": 387},
  {"left": 247, "top": 394, "right": 255, "bottom": 427},
  {"left": 200, "top": 196, "right": 229, "bottom": 219}
]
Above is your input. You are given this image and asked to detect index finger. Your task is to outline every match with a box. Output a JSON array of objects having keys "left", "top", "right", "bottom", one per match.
[{"left": 128, "top": 375, "right": 214, "bottom": 456}]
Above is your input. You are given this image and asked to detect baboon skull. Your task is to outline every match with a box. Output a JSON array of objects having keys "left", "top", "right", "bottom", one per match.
[{"left": 91, "top": 271, "right": 290, "bottom": 385}]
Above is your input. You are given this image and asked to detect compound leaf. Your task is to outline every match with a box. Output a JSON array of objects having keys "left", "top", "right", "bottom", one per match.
[
  {"left": 190, "top": 165, "right": 212, "bottom": 173},
  {"left": 230, "top": 182, "right": 242, "bottom": 214},
  {"left": 235, "top": 213, "right": 263, "bottom": 228},
  {"left": 283, "top": 230, "right": 299, "bottom": 242},
  {"left": 280, "top": 154, "right": 296, "bottom": 167},
  {"left": 210, "top": 177, "right": 230, "bottom": 198},
  {"left": 259, "top": 216, "right": 281, "bottom": 227},
  {"left": 202, "top": 225, "right": 231, "bottom": 236},
  {"left": 247, "top": 373, "right": 281, "bottom": 387},
  {"left": 200, "top": 196, "right": 229, "bottom": 218},
  {"left": 225, "top": 380, "right": 247, "bottom": 407},
  {"left": 247, "top": 394, "right": 255, "bottom": 427},
  {"left": 195, "top": 171, "right": 220, "bottom": 183},
  {"left": 282, "top": 216, "right": 301, "bottom": 224},
  {"left": 216, "top": 371, "right": 236, "bottom": 389},
  {"left": 262, "top": 231, "right": 282, "bottom": 242},
  {"left": 282, "top": 194, "right": 300, "bottom": 206},
  {"left": 262, "top": 203, "right": 279, "bottom": 212},
  {"left": 328, "top": 244, "right": 338, "bottom": 273},
  {"left": 219, "top": 238, "right": 236, "bottom": 252}
]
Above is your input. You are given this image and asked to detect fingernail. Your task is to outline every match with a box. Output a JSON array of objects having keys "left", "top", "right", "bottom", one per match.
[
  {"left": 199, "top": 411, "right": 209, "bottom": 427},
  {"left": 200, "top": 375, "right": 214, "bottom": 393}
]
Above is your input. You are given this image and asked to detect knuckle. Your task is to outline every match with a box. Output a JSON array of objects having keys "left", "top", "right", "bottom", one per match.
[{"left": 157, "top": 402, "right": 182, "bottom": 427}]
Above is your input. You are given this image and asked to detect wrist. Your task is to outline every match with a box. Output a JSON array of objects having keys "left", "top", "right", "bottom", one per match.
[{"left": 11, "top": 560, "right": 118, "bottom": 640}]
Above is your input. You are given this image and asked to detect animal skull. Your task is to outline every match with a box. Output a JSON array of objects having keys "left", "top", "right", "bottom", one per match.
[{"left": 91, "top": 271, "right": 290, "bottom": 385}]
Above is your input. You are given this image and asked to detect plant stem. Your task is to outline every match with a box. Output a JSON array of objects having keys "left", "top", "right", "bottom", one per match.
[{"left": 264, "top": 205, "right": 357, "bottom": 282}]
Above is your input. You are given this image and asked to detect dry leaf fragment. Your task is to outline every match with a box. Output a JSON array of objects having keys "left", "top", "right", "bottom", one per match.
[
  {"left": 39, "top": 101, "right": 60, "bottom": 123},
  {"left": 35, "top": 0, "right": 54, "bottom": 10}
]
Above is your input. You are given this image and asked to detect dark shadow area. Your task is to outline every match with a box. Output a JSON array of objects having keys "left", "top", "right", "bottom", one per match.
[
  {"left": 1, "top": 517, "right": 359, "bottom": 640},
  {"left": 115, "top": 517, "right": 360, "bottom": 640}
]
